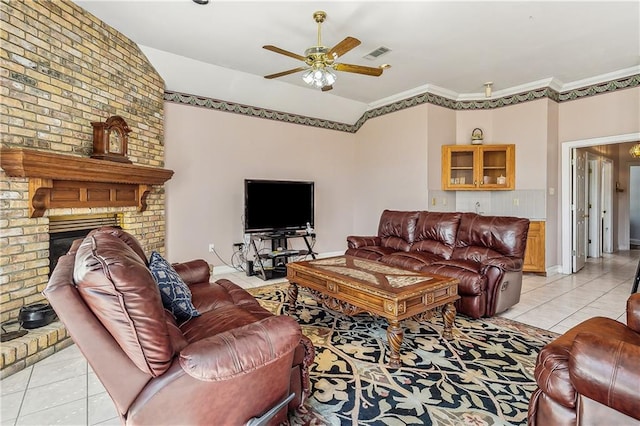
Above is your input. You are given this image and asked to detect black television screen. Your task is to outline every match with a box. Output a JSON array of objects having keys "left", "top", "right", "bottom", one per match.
[{"left": 244, "top": 179, "right": 314, "bottom": 234}]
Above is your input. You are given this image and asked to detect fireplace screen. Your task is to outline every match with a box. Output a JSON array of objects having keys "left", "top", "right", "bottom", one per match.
[{"left": 49, "top": 215, "right": 120, "bottom": 276}]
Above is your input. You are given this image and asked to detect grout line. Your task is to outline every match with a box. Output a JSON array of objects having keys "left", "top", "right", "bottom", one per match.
[
  {"left": 85, "top": 360, "right": 89, "bottom": 426},
  {"left": 14, "top": 366, "right": 34, "bottom": 424}
]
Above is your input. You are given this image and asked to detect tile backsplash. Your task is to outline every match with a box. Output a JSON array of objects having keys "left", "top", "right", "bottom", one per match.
[{"left": 428, "top": 189, "right": 546, "bottom": 219}]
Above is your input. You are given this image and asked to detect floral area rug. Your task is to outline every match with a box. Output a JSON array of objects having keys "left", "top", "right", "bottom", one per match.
[{"left": 248, "top": 283, "right": 557, "bottom": 426}]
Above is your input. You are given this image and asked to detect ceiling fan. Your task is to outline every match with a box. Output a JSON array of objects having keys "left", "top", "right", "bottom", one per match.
[{"left": 263, "top": 11, "right": 384, "bottom": 92}]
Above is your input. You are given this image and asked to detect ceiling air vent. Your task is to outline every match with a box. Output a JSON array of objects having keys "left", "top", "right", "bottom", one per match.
[{"left": 363, "top": 46, "right": 391, "bottom": 60}]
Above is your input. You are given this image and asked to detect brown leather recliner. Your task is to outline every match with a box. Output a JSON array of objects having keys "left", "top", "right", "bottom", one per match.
[
  {"left": 528, "top": 293, "right": 640, "bottom": 425},
  {"left": 44, "top": 227, "right": 314, "bottom": 425}
]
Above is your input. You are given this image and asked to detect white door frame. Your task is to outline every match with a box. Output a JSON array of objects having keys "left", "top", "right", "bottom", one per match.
[
  {"left": 586, "top": 153, "right": 601, "bottom": 258},
  {"left": 601, "top": 159, "right": 614, "bottom": 253},
  {"left": 572, "top": 149, "right": 588, "bottom": 272},
  {"left": 561, "top": 132, "right": 640, "bottom": 275}
]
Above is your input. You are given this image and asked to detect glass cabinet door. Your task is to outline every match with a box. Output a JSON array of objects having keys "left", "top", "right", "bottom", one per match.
[
  {"left": 442, "top": 144, "right": 514, "bottom": 190},
  {"left": 479, "top": 147, "right": 508, "bottom": 188},
  {"left": 449, "top": 150, "right": 474, "bottom": 187}
]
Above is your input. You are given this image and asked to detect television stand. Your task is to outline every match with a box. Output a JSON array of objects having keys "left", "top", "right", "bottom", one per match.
[{"left": 249, "top": 232, "right": 317, "bottom": 281}]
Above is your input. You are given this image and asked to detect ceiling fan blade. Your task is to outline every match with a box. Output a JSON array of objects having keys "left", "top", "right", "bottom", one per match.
[
  {"left": 334, "top": 63, "right": 383, "bottom": 76},
  {"left": 327, "top": 37, "right": 361, "bottom": 58},
  {"left": 264, "top": 67, "right": 307, "bottom": 79},
  {"left": 321, "top": 85, "right": 333, "bottom": 92},
  {"left": 263, "top": 45, "right": 306, "bottom": 62}
]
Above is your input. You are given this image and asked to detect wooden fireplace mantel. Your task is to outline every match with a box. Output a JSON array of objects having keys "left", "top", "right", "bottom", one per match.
[{"left": 1, "top": 148, "right": 174, "bottom": 218}]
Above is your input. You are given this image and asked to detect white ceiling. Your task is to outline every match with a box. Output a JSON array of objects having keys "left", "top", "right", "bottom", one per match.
[{"left": 75, "top": 1, "right": 640, "bottom": 124}]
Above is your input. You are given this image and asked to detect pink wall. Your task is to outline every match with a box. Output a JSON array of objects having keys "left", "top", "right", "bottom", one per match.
[
  {"left": 353, "top": 105, "right": 430, "bottom": 234},
  {"left": 427, "top": 104, "right": 457, "bottom": 189},
  {"left": 457, "top": 100, "right": 549, "bottom": 190},
  {"left": 546, "top": 100, "right": 560, "bottom": 268},
  {"left": 559, "top": 88, "right": 640, "bottom": 142},
  {"left": 163, "top": 87, "right": 639, "bottom": 272},
  {"left": 164, "top": 102, "right": 355, "bottom": 266}
]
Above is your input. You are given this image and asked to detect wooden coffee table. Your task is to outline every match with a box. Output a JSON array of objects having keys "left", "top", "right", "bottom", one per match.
[{"left": 286, "top": 255, "right": 459, "bottom": 368}]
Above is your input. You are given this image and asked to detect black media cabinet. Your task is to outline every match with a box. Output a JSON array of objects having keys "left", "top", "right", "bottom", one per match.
[{"left": 249, "top": 232, "right": 317, "bottom": 281}]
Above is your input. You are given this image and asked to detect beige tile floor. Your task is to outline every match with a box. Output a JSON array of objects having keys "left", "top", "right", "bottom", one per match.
[{"left": 1, "top": 250, "right": 638, "bottom": 425}]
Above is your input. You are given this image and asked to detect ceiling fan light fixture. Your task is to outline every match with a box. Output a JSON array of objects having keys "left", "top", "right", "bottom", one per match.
[{"left": 303, "top": 67, "right": 336, "bottom": 89}]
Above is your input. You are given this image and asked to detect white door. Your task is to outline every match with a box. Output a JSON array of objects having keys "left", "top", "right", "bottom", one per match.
[
  {"left": 601, "top": 160, "right": 613, "bottom": 253},
  {"left": 572, "top": 149, "right": 588, "bottom": 272},
  {"left": 587, "top": 155, "right": 601, "bottom": 258}
]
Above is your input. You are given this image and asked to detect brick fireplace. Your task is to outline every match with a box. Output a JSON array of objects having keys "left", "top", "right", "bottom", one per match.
[{"left": 1, "top": 1, "right": 170, "bottom": 376}]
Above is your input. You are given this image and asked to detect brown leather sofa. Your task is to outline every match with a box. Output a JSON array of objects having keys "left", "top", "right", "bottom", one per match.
[
  {"left": 346, "top": 210, "right": 530, "bottom": 318},
  {"left": 528, "top": 293, "right": 640, "bottom": 425},
  {"left": 44, "top": 227, "right": 314, "bottom": 425}
]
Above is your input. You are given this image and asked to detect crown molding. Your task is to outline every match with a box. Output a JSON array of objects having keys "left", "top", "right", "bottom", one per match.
[
  {"left": 166, "top": 69, "right": 640, "bottom": 134},
  {"left": 560, "top": 65, "right": 640, "bottom": 92},
  {"left": 368, "top": 84, "right": 458, "bottom": 110}
]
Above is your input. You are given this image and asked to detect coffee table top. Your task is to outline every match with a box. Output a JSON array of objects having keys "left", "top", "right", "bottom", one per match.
[{"left": 287, "top": 255, "right": 457, "bottom": 299}]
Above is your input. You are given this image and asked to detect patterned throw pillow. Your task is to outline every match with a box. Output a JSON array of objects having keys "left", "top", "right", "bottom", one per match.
[{"left": 148, "top": 251, "right": 200, "bottom": 323}]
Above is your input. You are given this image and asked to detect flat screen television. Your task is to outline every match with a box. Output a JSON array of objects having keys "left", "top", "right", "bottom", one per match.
[{"left": 244, "top": 179, "right": 314, "bottom": 234}]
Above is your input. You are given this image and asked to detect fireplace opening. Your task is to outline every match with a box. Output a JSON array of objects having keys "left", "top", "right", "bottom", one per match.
[{"left": 49, "top": 214, "right": 121, "bottom": 276}]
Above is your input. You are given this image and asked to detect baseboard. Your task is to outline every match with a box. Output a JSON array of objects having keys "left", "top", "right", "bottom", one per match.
[
  {"left": 545, "top": 265, "right": 563, "bottom": 276},
  {"left": 317, "top": 250, "right": 345, "bottom": 258},
  {"left": 211, "top": 250, "right": 346, "bottom": 276},
  {"left": 212, "top": 264, "right": 238, "bottom": 275}
]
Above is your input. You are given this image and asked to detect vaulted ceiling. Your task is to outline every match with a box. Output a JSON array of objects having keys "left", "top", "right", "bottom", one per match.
[{"left": 75, "top": 1, "right": 639, "bottom": 124}]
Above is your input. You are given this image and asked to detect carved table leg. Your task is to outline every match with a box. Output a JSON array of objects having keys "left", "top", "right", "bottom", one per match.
[
  {"left": 287, "top": 283, "right": 299, "bottom": 315},
  {"left": 387, "top": 320, "right": 404, "bottom": 368},
  {"left": 442, "top": 302, "right": 456, "bottom": 340}
]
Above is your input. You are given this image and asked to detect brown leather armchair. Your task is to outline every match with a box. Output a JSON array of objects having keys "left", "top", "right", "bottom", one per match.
[
  {"left": 44, "top": 227, "right": 314, "bottom": 425},
  {"left": 528, "top": 293, "right": 640, "bottom": 425}
]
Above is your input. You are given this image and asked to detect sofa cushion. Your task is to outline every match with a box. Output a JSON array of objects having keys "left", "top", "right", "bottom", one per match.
[
  {"left": 377, "top": 210, "right": 420, "bottom": 249},
  {"left": 421, "top": 263, "right": 487, "bottom": 296},
  {"left": 181, "top": 280, "right": 273, "bottom": 343},
  {"left": 451, "top": 246, "right": 505, "bottom": 263},
  {"left": 454, "top": 213, "right": 529, "bottom": 259},
  {"left": 149, "top": 251, "right": 200, "bottom": 324},
  {"left": 379, "top": 251, "right": 443, "bottom": 271},
  {"left": 346, "top": 246, "right": 397, "bottom": 261},
  {"left": 74, "top": 232, "right": 174, "bottom": 377},
  {"left": 411, "top": 212, "right": 461, "bottom": 259}
]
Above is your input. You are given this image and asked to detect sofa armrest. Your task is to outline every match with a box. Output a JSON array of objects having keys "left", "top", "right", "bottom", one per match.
[
  {"left": 179, "top": 315, "right": 301, "bottom": 381},
  {"left": 627, "top": 293, "right": 640, "bottom": 333},
  {"left": 347, "top": 235, "right": 381, "bottom": 249},
  {"left": 481, "top": 256, "right": 523, "bottom": 273},
  {"left": 570, "top": 332, "right": 640, "bottom": 420},
  {"left": 172, "top": 259, "right": 211, "bottom": 285}
]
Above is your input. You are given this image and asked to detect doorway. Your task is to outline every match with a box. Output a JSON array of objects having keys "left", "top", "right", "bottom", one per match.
[{"left": 561, "top": 132, "right": 640, "bottom": 275}]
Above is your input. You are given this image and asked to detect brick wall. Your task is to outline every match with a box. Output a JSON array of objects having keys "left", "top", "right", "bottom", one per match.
[{"left": 0, "top": 0, "right": 167, "bottom": 371}]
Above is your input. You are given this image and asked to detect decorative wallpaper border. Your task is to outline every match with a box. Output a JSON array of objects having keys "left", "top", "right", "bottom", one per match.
[{"left": 165, "top": 73, "right": 639, "bottom": 134}]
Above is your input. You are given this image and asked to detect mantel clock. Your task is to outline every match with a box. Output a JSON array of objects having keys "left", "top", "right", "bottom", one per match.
[{"left": 91, "top": 115, "right": 132, "bottom": 163}]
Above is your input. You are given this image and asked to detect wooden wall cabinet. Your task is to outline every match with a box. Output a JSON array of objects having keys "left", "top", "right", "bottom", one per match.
[
  {"left": 442, "top": 144, "right": 515, "bottom": 190},
  {"left": 523, "top": 221, "right": 546, "bottom": 274}
]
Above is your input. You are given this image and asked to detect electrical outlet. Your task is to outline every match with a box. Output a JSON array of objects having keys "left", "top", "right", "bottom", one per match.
[
  {"left": 513, "top": 198, "right": 519, "bottom": 206},
  {"left": 442, "top": 198, "right": 447, "bottom": 206},
  {"left": 432, "top": 197, "right": 436, "bottom": 206},
  {"left": 208, "top": 243, "right": 215, "bottom": 253}
]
